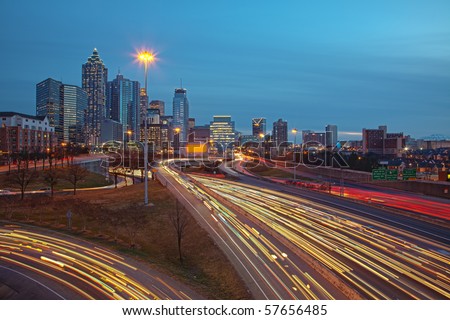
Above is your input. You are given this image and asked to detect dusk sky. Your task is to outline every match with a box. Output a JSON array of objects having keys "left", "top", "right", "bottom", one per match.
[{"left": 1, "top": 0, "right": 449, "bottom": 140}]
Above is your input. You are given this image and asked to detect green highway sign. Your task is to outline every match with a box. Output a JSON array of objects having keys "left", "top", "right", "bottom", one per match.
[
  {"left": 372, "top": 169, "right": 386, "bottom": 181},
  {"left": 386, "top": 169, "right": 398, "bottom": 181},
  {"left": 403, "top": 169, "right": 417, "bottom": 180}
]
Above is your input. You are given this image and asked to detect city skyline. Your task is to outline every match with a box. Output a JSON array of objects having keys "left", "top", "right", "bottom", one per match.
[
  {"left": 1, "top": 1, "right": 450, "bottom": 312},
  {"left": 1, "top": 1, "right": 449, "bottom": 140}
]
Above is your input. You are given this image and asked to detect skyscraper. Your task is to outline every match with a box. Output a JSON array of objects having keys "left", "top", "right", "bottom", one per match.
[
  {"left": 61, "top": 84, "right": 88, "bottom": 144},
  {"left": 272, "top": 118, "right": 288, "bottom": 147},
  {"left": 36, "top": 78, "right": 87, "bottom": 144},
  {"left": 325, "top": 124, "right": 338, "bottom": 148},
  {"left": 36, "top": 78, "right": 63, "bottom": 142},
  {"left": 149, "top": 100, "right": 165, "bottom": 116},
  {"left": 252, "top": 118, "right": 266, "bottom": 137},
  {"left": 107, "top": 73, "right": 140, "bottom": 140},
  {"left": 82, "top": 48, "right": 108, "bottom": 145},
  {"left": 210, "top": 116, "right": 236, "bottom": 151},
  {"left": 172, "top": 88, "right": 189, "bottom": 142},
  {"left": 140, "top": 108, "right": 162, "bottom": 151},
  {"left": 139, "top": 88, "right": 148, "bottom": 126},
  {"left": 160, "top": 115, "right": 173, "bottom": 154}
]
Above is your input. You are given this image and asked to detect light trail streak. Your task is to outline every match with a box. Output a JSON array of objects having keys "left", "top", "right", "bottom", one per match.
[
  {"left": 161, "top": 164, "right": 337, "bottom": 299},
  {"left": 194, "top": 176, "right": 450, "bottom": 299},
  {"left": 0, "top": 226, "right": 191, "bottom": 300}
]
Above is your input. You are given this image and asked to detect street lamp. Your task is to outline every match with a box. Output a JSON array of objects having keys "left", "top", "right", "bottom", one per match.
[
  {"left": 292, "top": 128, "right": 298, "bottom": 181},
  {"left": 137, "top": 49, "right": 155, "bottom": 206},
  {"left": 259, "top": 133, "right": 264, "bottom": 158},
  {"left": 123, "top": 130, "right": 132, "bottom": 168},
  {"left": 61, "top": 142, "right": 67, "bottom": 167},
  {"left": 174, "top": 127, "right": 181, "bottom": 156}
]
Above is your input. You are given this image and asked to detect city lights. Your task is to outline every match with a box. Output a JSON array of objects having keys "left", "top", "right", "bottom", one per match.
[{"left": 0, "top": 4, "right": 449, "bottom": 320}]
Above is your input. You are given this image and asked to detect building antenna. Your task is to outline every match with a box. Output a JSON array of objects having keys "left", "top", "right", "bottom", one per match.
[
  {"left": 118, "top": 67, "right": 121, "bottom": 75},
  {"left": 180, "top": 78, "right": 182, "bottom": 89}
]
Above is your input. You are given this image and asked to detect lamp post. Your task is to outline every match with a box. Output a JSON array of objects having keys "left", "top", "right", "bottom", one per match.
[
  {"left": 137, "top": 50, "right": 155, "bottom": 206},
  {"left": 61, "top": 142, "right": 67, "bottom": 167},
  {"left": 259, "top": 133, "right": 264, "bottom": 159},
  {"left": 174, "top": 127, "right": 181, "bottom": 156},
  {"left": 292, "top": 128, "right": 298, "bottom": 181},
  {"left": 123, "top": 130, "right": 132, "bottom": 169}
]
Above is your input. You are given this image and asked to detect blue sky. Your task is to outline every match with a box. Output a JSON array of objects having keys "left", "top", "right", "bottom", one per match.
[{"left": 0, "top": 0, "right": 449, "bottom": 140}]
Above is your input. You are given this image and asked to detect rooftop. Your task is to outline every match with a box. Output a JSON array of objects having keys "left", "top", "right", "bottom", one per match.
[{"left": 0, "top": 111, "right": 47, "bottom": 121}]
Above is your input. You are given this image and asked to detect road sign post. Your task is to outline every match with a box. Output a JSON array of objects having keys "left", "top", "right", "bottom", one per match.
[
  {"left": 386, "top": 169, "right": 398, "bottom": 181},
  {"left": 66, "top": 210, "right": 72, "bottom": 230},
  {"left": 372, "top": 169, "right": 386, "bottom": 181},
  {"left": 402, "top": 169, "right": 417, "bottom": 180}
]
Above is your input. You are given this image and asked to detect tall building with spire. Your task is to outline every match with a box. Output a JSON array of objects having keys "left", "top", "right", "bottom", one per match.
[
  {"left": 82, "top": 48, "right": 108, "bottom": 145},
  {"left": 172, "top": 88, "right": 189, "bottom": 142}
]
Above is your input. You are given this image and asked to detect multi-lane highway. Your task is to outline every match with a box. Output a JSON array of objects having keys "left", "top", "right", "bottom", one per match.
[
  {"left": 230, "top": 157, "right": 450, "bottom": 220},
  {"left": 223, "top": 161, "right": 450, "bottom": 244},
  {"left": 0, "top": 224, "right": 201, "bottom": 300},
  {"left": 159, "top": 160, "right": 450, "bottom": 299},
  {"left": 158, "top": 164, "right": 349, "bottom": 299},
  {"left": 194, "top": 176, "right": 450, "bottom": 299}
]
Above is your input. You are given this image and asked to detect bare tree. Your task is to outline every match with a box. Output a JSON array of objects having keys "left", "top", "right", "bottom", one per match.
[
  {"left": 74, "top": 201, "right": 92, "bottom": 232},
  {"left": 43, "top": 167, "right": 60, "bottom": 198},
  {"left": 169, "top": 200, "right": 190, "bottom": 264},
  {"left": 31, "top": 149, "right": 40, "bottom": 171},
  {"left": 48, "top": 151, "right": 54, "bottom": 169},
  {"left": 105, "top": 209, "right": 125, "bottom": 242},
  {"left": 123, "top": 205, "right": 148, "bottom": 249},
  {"left": 64, "top": 165, "right": 88, "bottom": 195},
  {"left": 96, "top": 206, "right": 110, "bottom": 236},
  {"left": 7, "top": 168, "right": 39, "bottom": 200},
  {"left": 7, "top": 153, "right": 12, "bottom": 174}
]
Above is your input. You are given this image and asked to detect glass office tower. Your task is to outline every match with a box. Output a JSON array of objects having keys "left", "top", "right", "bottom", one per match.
[
  {"left": 172, "top": 88, "right": 189, "bottom": 142},
  {"left": 82, "top": 48, "right": 108, "bottom": 145}
]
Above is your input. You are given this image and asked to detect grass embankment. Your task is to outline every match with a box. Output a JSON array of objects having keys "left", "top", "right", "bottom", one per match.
[
  {"left": 246, "top": 162, "right": 317, "bottom": 181},
  {"left": 0, "top": 168, "right": 111, "bottom": 190},
  {"left": 0, "top": 181, "right": 250, "bottom": 299}
]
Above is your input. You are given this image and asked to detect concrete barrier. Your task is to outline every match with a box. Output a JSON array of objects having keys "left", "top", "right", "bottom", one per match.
[{"left": 371, "top": 180, "right": 450, "bottom": 199}]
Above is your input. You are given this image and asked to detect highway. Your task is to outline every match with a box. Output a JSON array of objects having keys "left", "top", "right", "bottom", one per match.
[
  {"left": 194, "top": 176, "right": 450, "bottom": 299},
  {"left": 157, "top": 163, "right": 349, "bottom": 300},
  {"left": 230, "top": 157, "right": 450, "bottom": 220},
  {"left": 0, "top": 224, "right": 201, "bottom": 300},
  {"left": 160, "top": 160, "right": 450, "bottom": 299},
  {"left": 224, "top": 160, "right": 450, "bottom": 245}
]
